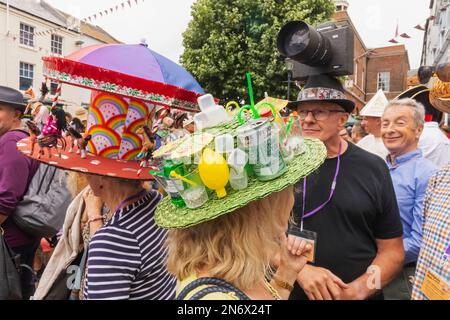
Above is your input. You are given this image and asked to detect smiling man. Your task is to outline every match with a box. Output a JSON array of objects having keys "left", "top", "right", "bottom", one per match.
[
  {"left": 381, "top": 98, "right": 438, "bottom": 300},
  {"left": 287, "top": 75, "right": 404, "bottom": 300}
]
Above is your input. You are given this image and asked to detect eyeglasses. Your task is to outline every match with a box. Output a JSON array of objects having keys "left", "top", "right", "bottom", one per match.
[{"left": 297, "top": 109, "right": 346, "bottom": 121}]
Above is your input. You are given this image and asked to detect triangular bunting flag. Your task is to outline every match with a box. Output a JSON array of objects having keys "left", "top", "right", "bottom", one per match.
[
  {"left": 414, "top": 24, "right": 425, "bottom": 31},
  {"left": 400, "top": 33, "right": 411, "bottom": 39},
  {"left": 389, "top": 38, "right": 399, "bottom": 44}
]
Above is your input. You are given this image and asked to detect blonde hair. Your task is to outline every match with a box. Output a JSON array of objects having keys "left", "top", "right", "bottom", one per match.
[
  {"left": 66, "top": 172, "right": 89, "bottom": 197},
  {"left": 166, "top": 186, "right": 293, "bottom": 291}
]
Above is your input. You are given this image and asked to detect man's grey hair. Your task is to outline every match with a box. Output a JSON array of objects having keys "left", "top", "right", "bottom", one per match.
[{"left": 384, "top": 98, "right": 425, "bottom": 128}]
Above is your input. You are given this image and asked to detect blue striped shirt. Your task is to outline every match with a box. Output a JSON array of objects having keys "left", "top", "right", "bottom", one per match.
[{"left": 84, "top": 190, "right": 175, "bottom": 300}]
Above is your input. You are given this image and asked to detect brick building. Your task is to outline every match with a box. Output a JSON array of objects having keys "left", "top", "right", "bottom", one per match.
[
  {"left": 331, "top": 1, "right": 410, "bottom": 113},
  {"left": 365, "top": 46, "right": 410, "bottom": 101}
]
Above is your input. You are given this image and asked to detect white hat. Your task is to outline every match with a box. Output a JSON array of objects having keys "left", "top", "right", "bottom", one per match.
[{"left": 360, "top": 90, "right": 389, "bottom": 117}]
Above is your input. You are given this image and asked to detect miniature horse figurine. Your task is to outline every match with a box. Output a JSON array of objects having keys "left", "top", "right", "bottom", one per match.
[
  {"left": 136, "top": 125, "right": 156, "bottom": 176},
  {"left": 136, "top": 110, "right": 157, "bottom": 177},
  {"left": 66, "top": 118, "right": 86, "bottom": 153},
  {"left": 35, "top": 107, "right": 67, "bottom": 159},
  {"left": 26, "top": 120, "right": 41, "bottom": 156},
  {"left": 67, "top": 126, "right": 91, "bottom": 159}
]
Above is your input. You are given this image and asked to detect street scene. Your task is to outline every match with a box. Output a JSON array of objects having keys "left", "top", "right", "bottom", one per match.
[{"left": 0, "top": 0, "right": 449, "bottom": 304}]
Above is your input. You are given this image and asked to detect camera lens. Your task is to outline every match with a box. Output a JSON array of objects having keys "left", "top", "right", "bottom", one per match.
[{"left": 277, "top": 21, "right": 332, "bottom": 66}]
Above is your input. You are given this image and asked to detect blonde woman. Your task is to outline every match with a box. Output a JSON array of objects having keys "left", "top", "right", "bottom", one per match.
[
  {"left": 154, "top": 117, "right": 327, "bottom": 300},
  {"left": 165, "top": 187, "right": 311, "bottom": 300}
]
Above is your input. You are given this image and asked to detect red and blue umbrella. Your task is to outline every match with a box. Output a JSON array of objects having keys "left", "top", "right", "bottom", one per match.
[{"left": 43, "top": 43, "right": 204, "bottom": 112}]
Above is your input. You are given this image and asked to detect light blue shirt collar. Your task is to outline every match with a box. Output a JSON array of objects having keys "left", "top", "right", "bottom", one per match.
[{"left": 387, "top": 149, "right": 422, "bottom": 168}]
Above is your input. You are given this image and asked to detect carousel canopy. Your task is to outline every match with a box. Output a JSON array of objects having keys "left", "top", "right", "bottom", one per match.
[{"left": 43, "top": 43, "right": 205, "bottom": 112}]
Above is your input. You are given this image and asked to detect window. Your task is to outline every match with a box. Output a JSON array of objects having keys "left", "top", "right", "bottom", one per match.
[
  {"left": 19, "top": 62, "right": 34, "bottom": 90},
  {"left": 377, "top": 72, "right": 390, "bottom": 92},
  {"left": 51, "top": 34, "right": 63, "bottom": 55},
  {"left": 20, "top": 23, "right": 35, "bottom": 47},
  {"left": 50, "top": 81, "right": 60, "bottom": 95}
]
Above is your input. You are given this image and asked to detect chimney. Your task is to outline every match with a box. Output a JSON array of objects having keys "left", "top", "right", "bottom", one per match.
[{"left": 334, "top": 0, "right": 349, "bottom": 12}]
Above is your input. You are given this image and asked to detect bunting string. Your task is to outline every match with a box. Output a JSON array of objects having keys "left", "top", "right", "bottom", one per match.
[
  {"left": 388, "top": 2, "right": 449, "bottom": 44},
  {"left": 7, "top": 0, "right": 146, "bottom": 39}
]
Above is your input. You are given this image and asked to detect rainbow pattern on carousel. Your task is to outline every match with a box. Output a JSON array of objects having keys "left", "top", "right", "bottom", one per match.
[
  {"left": 87, "top": 125, "right": 121, "bottom": 158},
  {"left": 118, "top": 99, "right": 151, "bottom": 159},
  {"left": 94, "top": 94, "right": 128, "bottom": 123},
  {"left": 86, "top": 91, "right": 162, "bottom": 161},
  {"left": 87, "top": 105, "right": 105, "bottom": 128},
  {"left": 119, "top": 133, "right": 143, "bottom": 160},
  {"left": 107, "top": 114, "right": 127, "bottom": 133}
]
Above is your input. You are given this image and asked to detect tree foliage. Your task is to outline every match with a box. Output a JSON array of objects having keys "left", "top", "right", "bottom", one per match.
[{"left": 180, "top": 0, "right": 335, "bottom": 102}]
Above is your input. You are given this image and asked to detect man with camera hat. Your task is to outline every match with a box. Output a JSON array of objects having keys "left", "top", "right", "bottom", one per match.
[
  {"left": 0, "top": 86, "right": 40, "bottom": 299},
  {"left": 287, "top": 75, "right": 404, "bottom": 300}
]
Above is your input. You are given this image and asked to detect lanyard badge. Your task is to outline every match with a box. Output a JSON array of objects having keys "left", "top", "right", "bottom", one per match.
[{"left": 288, "top": 143, "right": 342, "bottom": 264}]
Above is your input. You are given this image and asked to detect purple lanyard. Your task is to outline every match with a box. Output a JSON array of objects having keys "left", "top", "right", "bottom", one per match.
[
  {"left": 114, "top": 189, "right": 147, "bottom": 213},
  {"left": 300, "top": 142, "right": 342, "bottom": 230}
]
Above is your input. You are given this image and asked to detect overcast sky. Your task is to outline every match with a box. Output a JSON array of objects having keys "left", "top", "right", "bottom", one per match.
[{"left": 46, "top": 0, "right": 430, "bottom": 69}]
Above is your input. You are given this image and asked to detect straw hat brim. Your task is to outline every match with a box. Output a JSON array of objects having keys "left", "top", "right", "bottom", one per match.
[{"left": 155, "top": 137, "right": 326, "bottom": 229}]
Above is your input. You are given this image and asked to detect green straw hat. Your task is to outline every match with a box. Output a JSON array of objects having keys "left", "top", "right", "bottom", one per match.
[{"left": 154, "top": 120, "right": 326, "bottom": 229}]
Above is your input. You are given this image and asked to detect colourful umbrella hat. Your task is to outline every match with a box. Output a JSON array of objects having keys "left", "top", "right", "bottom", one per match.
[{"left": 43, "top": 43, "right": 204, "bottom": 112}]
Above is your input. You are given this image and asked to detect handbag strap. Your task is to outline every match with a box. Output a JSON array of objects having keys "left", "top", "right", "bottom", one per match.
[
  {"left": 0, "top": 228, "right": 21, "bottom": 271},
  {"left": 177, "top": 277, "right": 250, "bottom": 300},
  {"left": 72, "top": 248, "right": 89, "bottom": 291}
]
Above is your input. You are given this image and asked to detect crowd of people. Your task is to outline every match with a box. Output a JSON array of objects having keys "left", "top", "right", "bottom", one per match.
[{"left": 0, "top": 68, "right": 449, "bottom": 301}]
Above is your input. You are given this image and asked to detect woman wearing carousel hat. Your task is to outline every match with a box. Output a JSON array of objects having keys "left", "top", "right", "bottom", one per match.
[{"left": 18, "top": 93, "right": 176, "bottom": 300}]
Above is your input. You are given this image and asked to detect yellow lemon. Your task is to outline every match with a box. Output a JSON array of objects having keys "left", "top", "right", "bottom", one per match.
[{"left": 199, "top": 148, "right": 229, "bottom": 198}]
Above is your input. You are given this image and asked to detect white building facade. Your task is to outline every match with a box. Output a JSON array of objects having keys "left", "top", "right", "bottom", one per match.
[
  {"left": 0, "top": 0, "right": 119, "bottom": 113},
  {"left": 422, "top": 0, "right": 450, "bottom": 66}
]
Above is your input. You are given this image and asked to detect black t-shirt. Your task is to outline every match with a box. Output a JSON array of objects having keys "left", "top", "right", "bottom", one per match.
[{"left": 289, "top": 142, "right": 403, "bottom": 300}]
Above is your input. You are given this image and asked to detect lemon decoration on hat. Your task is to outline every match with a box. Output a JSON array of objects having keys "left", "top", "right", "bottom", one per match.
[{"left": 154, "top": 73, "right": 327, "bottom": 229}]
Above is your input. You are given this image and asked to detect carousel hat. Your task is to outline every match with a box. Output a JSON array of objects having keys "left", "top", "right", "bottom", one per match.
[
  {"left": 287, "top": 74, "right": 355, "bottom": 113},
  {"left": 18, "top": 42, "right": 206, "bottom": 181},
  {"left": 0, "top": 86, "right": 26, "bottom": 112},
  {"left": 360, "top": 90, "right": 388, "bottom": 117},
  {"left": 154, "top": 118, "right": 327, "bottom": 229},
  {"left": 18, "top": 91, "right": 166, "bottom": 180}
]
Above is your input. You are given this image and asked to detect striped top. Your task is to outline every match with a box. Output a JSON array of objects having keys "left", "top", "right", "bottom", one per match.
[{"left": 84, "top": 190, "right": 176, "bottom": 300}]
